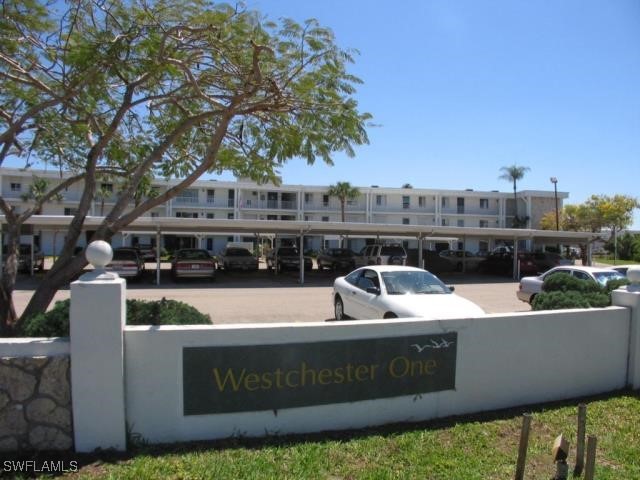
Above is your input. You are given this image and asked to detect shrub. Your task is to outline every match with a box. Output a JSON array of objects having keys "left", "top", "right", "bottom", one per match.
[
  {"left": 541, "top": 272, "right": 601, "bottom": 294},
  {"left": 19, "top": 298, "right": 211, "bottom": 337}
]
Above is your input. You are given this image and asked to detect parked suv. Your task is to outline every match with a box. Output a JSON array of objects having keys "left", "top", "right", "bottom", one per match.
[
  {"left": 354, "top": 244, "right": 407, "bottom": 267},
  {"left": 266, "top": 247, "right": 313, "bottom": 272}
]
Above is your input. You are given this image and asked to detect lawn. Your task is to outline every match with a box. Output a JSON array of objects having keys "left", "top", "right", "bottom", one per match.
[
  {"left": 13, "top": 391, "right": 640, "bottom": 480},
  {"left": 593, "top": 256, "right": 640, "bottom": 266}
]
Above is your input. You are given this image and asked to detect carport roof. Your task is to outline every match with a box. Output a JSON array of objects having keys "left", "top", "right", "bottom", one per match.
[{"left": 6, "top": 215, "right": 599, "bottom": 244}]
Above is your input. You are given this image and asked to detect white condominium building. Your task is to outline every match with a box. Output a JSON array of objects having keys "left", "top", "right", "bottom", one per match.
[{"left": 0, "top": 168, "right": 566, "bottom": 255}]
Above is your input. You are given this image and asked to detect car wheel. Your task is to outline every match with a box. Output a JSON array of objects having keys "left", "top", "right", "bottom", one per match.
[
  {"left": 334, "top": 296, "right": 346, "bottom": 321},
  {"left": 383, "top": 312, "right": 398, "bottom": 319}
]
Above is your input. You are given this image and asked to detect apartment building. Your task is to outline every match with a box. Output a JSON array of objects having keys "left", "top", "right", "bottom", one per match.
[{"left": 0, "top": 168, "right": 567, "bottom": 255}]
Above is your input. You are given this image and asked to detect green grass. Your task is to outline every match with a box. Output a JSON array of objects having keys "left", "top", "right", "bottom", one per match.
[
  {"left": 593, "top": 255, "right": 640, "bottom": 266},
  {"left": 13, "top": 391, "right": 640, "bottom": 480}
]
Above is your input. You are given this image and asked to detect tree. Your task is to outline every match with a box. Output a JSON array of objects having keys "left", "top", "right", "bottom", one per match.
[
  {"left": 327, "top": 181, "right": 361, "bottom": 223},
  {"left": 1, "top": 0, "right": 371, "bottom": 334},
  {"left": 499, "top": 164, "right": 530, "bottom": 227},
  {"left": 540, "top": 194, "right": 639, "bottom": 263}
]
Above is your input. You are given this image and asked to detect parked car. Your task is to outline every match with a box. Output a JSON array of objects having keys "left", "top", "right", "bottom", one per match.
[
  {"left": 333, "top": 265, "right": 485, "bottom": 320},
  {"left": 438, "top": 250, "right": 483, "bottom": 272},
  {"left": 517, "top": 266, "right": 626, "bottom": 304},
  {"left": 611, "top": 265, "right": 637, "bottom": 277},
  {"left": 530, "top": 252, "right": 574, "bottom": 272},
  {"left": 171, "top": 249, "right": 216, "bottom": 281},
  {"left": 354, "top": 244, "right": 407, "bottom": 267},
  {"left": 2, "top": 244, "right": 45, "bottom": 273},
  {"left": 478, "top": 251, "right": 538, "bottom": 277},
  {"left": 265, "top": 247, "right": 313, "bottom": 272},
  {"left": 134, "top": 244, "right": 157, "bottom": 262},
  {"left": 316, "top": 248, "right": 357, "bottom": 271},
  {"left": 106, "top": 247, "right": 145, "bottom": 281},
  {"left": 218, "top": 247, "right": 259, "bottom": 271}
]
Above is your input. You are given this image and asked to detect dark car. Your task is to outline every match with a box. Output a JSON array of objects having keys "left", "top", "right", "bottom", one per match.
[
  {"left": 530, "top": 252, "right": 574, "bottom": 273},
  {"left": 171, "top": 249, "right": 216, "bottom": 281},
  {"left": 316, "top": 248, "right": 356, "bottom": 271},
  {"left": 266, "top": 247, "right": 313, "bottom": 272},
  {"left": 135, "top": 244, "right": 157, "bottom": 262},
  {"left": 2, "top": 244, "right": 45, "bottom": 273},
  {"left": 478, "top": 251, "right": 537, "bottom": 277},
  {"left": 218, "top": 247, "right": 259, "bottom": 271},
  {"left": 106, "top": 247, "right": 145, "bottom": 280}
]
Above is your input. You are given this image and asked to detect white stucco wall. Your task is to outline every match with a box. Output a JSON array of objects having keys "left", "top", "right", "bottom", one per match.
[{"left": 124, "top": 307, "right": 630, "bottom": 443}]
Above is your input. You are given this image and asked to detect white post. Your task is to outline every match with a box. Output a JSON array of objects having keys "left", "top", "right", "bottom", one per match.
[
  {"left": 70, "top": 241, "right": 127, "bottom": 452},
  {"left": 611, "top": 267, "right": 640, "bottom": 389}
]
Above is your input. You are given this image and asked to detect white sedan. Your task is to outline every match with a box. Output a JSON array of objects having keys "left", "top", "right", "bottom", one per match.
[
  {"left": 332, "top": 265, "right": 485, "bottom": 320},
  {"left": 517, "top": 265, "right": 625, "bottom": 304}
]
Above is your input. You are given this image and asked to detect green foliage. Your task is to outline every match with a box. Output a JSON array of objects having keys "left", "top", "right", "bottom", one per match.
[
  {"left": 533, "top": 272, "right": 626, "bottom": 311},
  {"left": 541, "top": 272, "right": 602, "bottom": 294},
  {"left": 19, "top": 298, "right": 210, "bottom": 337}
]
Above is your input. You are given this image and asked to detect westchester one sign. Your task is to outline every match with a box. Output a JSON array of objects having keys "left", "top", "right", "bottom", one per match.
[{"left": 183, "top": 334, "right": 457, "bottom": 415}]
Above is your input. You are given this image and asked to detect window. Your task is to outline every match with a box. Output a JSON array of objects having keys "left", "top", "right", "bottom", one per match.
[
  {"left": 457, "top": 197, "right": 465, "bottom": 214},
  {"left": 322, "top": 216, "right": 329, "bottom": 222},
  {"left": 100, "top": 183, "right": 113, "bottom": 192},
  {"left": 206, "top": 213, "right": 214, "bottom": 219},
  {"left": 10, "top": 183, "right": 21, "bottom": 192},
  {"left": 304, "top": 193, "right": 313, "bottom": 203},
  {"left": 64, "top": 208, "right": 78, "bottom": 215},
  {"left": 176, "top": 189, "right": 198, "bottom": 204},
  {"left": 322, "top": 194, "right": 329, "bottom": 207},
  {"left": 402, "top": 196, "right": 410, "bottom": 209},
  {"left": 176, "top": 211, "right": 198, "bottom": 218},
  {"left": 441, "top": 197, "right": 448, "bottom": 208},
  {"left": 479, "top": 220, "right": 489, "bottom": 228},
  {"left": 151, "top": 212, "right": 159, "bottom": 218},
  {"left": 457, "top": 219, "right": 464, "bottom": 227},
  {"left": 441, "top": 218, "right": 448, "bottom": 226},
  {"left": 227, "top": 213, "right": 234, "bottom": 219},
  {"left": 480, "top": 198, "right": 489, "bottom": 209},
  {"left": 418, "top": 196, "right": 426, "bottom": 208},
  {"left": 207, "top": 189, "right": 215, "bottom": 203},
  {"left": 402, "top": 218, "right": 410, "bottom": 225},
  {"left": 206, "top": 238, "right": 213, "bottom": 250},
  {"left": 376, "top": 195, "right": 386, "bottom": 206}
]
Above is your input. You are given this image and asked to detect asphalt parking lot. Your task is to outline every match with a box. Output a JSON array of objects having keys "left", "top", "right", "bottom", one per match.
[{"left": 12, "top": 264, "right": 530, "bottom": 324}]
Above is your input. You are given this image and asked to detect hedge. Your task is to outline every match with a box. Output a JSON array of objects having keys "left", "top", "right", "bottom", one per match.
[{"left": 19, "top": 298, "right": 211, "bottom": 337}]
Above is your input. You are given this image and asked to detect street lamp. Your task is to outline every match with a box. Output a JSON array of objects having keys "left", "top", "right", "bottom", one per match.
[{"left": 550, "top": 177, "right": 559, "bottom": 231}]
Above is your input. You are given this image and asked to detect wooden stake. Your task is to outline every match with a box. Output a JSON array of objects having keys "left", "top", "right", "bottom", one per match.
[
  {"left": 574, "top": 403, "right": 587, "bottom": 475},
  {"left": 584, "top": 435, "right": 598, "bottom": 480},
  {"left": 515, "top": 413, "right": 532, "bottom": 480}
]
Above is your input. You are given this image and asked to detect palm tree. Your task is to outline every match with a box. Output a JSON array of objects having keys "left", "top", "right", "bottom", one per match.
[
  {"left": 499, "top": 164, "right": 530, "bottom": 227},
  {"left": 327, "top": 181, "right": 361, "bottom": 223}
]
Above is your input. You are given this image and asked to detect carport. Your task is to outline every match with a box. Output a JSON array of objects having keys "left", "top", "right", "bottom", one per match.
[{"left": 3, "top": 215, "right": 599, "bottom": 284}]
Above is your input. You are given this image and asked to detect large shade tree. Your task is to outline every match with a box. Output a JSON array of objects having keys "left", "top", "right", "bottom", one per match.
[
  {"left": 0, "top": 0, "right": 371, "bottom": 334},
  {"left": 499, "top": 164, "right": 530, "bottom": 228}
]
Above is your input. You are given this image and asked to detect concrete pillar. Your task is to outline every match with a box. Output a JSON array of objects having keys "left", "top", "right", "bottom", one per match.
[
  {"left": 611, "top": 267, "right": 640, "bottom": 389},
  {"left": 70, "top": 241, "right": 127, "bottom": 452}
]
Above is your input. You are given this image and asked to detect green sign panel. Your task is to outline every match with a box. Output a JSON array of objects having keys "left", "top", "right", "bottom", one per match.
[{"left": 183, "top": 333, "right": 457, "bottom": 415}]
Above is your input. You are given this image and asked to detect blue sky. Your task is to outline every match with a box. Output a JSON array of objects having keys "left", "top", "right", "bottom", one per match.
[{"left": 238, "top": 0, "right": 640, "bottom": 228}]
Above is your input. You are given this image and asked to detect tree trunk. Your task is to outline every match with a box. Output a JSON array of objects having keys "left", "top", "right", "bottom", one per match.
[
  {"left": 0, "top": 224, "right": 21, "bottom": 335},
  {"left": 19, "top": 254, "right": 87, "bottom": 324}
]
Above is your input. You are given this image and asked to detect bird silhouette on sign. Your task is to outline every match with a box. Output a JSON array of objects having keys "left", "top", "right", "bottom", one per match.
[{"left": 411, "top": 339, "right": 455, "bottom": 352}]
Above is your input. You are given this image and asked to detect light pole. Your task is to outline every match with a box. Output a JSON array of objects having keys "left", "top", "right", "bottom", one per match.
[{"left": 550, "top": 177, "right": 559, "bottom": 231}]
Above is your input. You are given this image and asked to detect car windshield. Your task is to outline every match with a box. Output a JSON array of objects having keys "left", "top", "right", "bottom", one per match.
[
  {"left": 329, "top": 249, "right": 352, "bottom": 257},
  {"left": 380, "top": 246, "right": 405, "bottom": 256},
  {"left": 593, "top": 271, "right": 626, "bottom": 286},
  {"left": 381, "top": 270, "right": 451, "bottom": 295},
  {"left": 178, "top": 250, "right": 210, "bottom": 260},
  {"left": 226, "top": 248, "right": 252, "bottom": 256},
  {"left": 113, "top": 250, "right": 138, "bottom": 261}
]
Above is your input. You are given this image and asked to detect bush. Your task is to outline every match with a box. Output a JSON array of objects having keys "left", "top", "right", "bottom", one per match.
[
  {"left": 532, "top": 271, "right": 624, "bottom": 311},
  {"left": 19, "top": 298, "right": 211, "bottom": 337},
  {"left": 541, "top": 272, "right": 601, "bottom": 294},
  {"left": 532, "top": 291, "right": 611, "bottom": 311}
]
